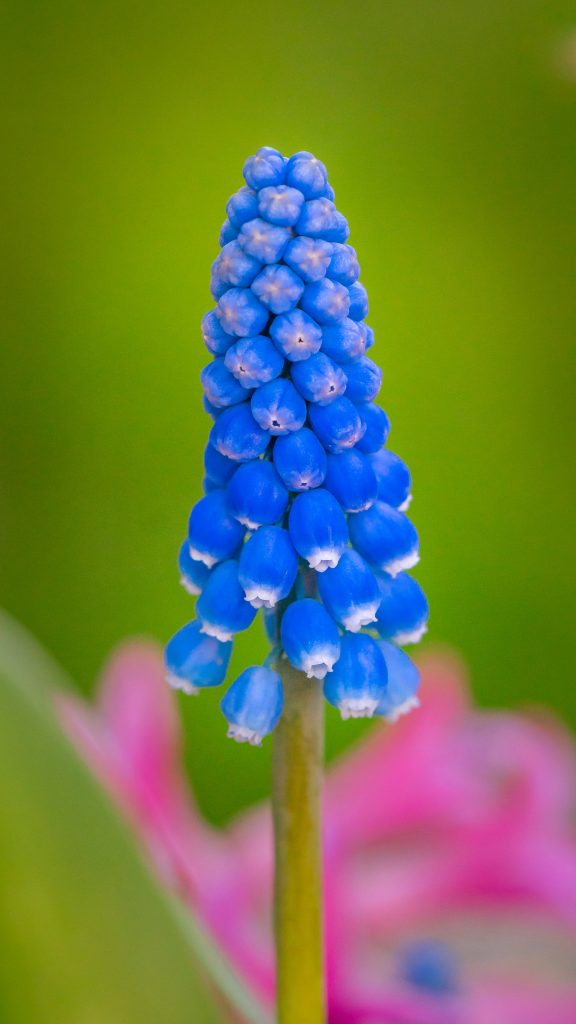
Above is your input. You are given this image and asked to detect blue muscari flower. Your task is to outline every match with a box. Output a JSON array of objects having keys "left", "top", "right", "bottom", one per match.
[
  {"left": 324, "top": 449, "right": 378, "bottom": 512},
  {"left": 317, "top": 549, "right": 380, "bottom": 631},
  {"left": 375, "top": 572, "right": 429, "bottom": 645},
  {"left": 281, "top": 598, "right": 341, "bottom": 679},
  {"left": 224, "top": 335, "right": 284, "bottom": 389},
  {"left": 250, "top": 378, "right": 307, "bottom": 435},
  {"left": 288, "top": 488, "right": 348, "bottom": 571},
  {"left": 239, "top": 526, "right": 298, "bottom": 608},
  {"left": 221, "top": 666, "right": 283, "bottom": 745},
  {"left": 290, "top": 352, "right": 347, "bottom": 405},
  {"left": 227, "top": 460, "right": 288, "bottom": 528},
  {"left": 375, "top": 641, "right": 420, "bottom": 722},
  {"left": 168, "top": 147, "right": 427, "bottom": 744},
  {"left": 165, "top": 620, "right": 232, "bottom": 694},
  {"left": 323, "top": 633, "right": 387, "bottom": 719},
  {"left": 399, "top": 940, "right": 458, "bottom": 995},
  {"left": 251, "top": 265, "right": 304, "bottom": 314}
]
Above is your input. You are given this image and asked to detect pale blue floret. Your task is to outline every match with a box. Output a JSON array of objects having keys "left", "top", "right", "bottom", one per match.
[
  {"left": 308, "top": 396, "right": 364, "bottom": 453},
  {"left": 227, "top": 460, "right": 288, "bottom": 528},
  {"left": 221, "top": 666, "right": 283, "bottom": 745},
  {"left": 225, "top": 186, "right": 259, "bottom": 229},
  {"left": 216, "top": 287, "right": 269, "bottom": 338},
  {"left": 375, "top": 572, "right": 429, "bottom": 645},
  {"left": 343, "top": 355, "right": 382, "bottom": 403},
  {"left": 369, "top": 449, "right": 412, "bottom": 509},
  {"left": 355, "top": 402, "right": 391, "bottom": 453},
  {"left": 269, "top": 309, "right": 322, "bottom": 361},
  {"left": 324, "top": 449, "right": 378, "bottom": 513},
  {"left": 213, "top": 240, "right": 261, "bottom": 288},
  {"left": 281, "top": 598, "right": 341, "bottom": 679},
  {"left": 243, "top": 146, "right": 286, "bottom": 190},
  {"left": 375, "top": 642, "right": 421, "bottom": 722},
  {"left": 296, "top": 198, "right": 349, "bottom": 242},
  {"left": 327, "top": 243, "right": 360, "bottom": 286},
  {"left": 237, "top": 218, "right": 292, "bottom": 264},
  {"left": 178, "top": 540, "right": 212, "bottom": 595},
  {"left": 320, "top": 318, "right": 365, "bottom": 362},
  {"left": 300, "top": 279, "right": 350, "bottom": 324},
  {"left": 363, "top": 324, "right": 375, "bottom": 350},
  {"left": 210, "top": 269, "right": 228, "bottom": 301},
  {"left": 187, "top": 489, "right": 245, "bottom": 568},
  {"left": 209, "top": 403, "right": 270, "bottom": 462},
  {"left": 398, "top": 941, "right": 458, "bottom": 995},
  {"left": 200, "top": 357, "right": 248, "bottom": 408},
  {"left": 201, "top": 309, "right": 236, "bottom": 356},
  {"left": 273, "top": 427, "right": 328, "bottom": 491},
  {"left": 251, "top": 265, "right": 305, "bottom": 314},
  {"left": 347, "top": 281, "right": 369, "bottom": 321},
  {"left": 165, "top": 620, "right": 232, "bottom": 694},
  {"left": 349, "top": 501, "right": 419, "bottom": 576},
  {"left": 290, "top": 352, "right": 347, "bottom": 405},
  {"left": 317, "top": 549, "right": 381, "bottom": 631},
  {"left": 239, "top": 526, "right": 298, "bottom": 608},
  {"left": 283, "top": 236, "right": 333, "bottom": 283},
  {"left": 323, "top": 633, "right": 387, "bottom": 719},
  {"left": 288, "top": 488, "right": 349, "bottom": 571},
  {"left": 219, "top": 219, "right": 238, "bottom": 246},
  {"left": 224, "top": 335, "right": 284, "bottom": 389},
  {"left": 197, "top": 560, "right": 257, "bottom": 641},
  {"left": 203, "top": 444, "right": 237, "bottom": 488},
  {"left": 257, "top": 185, "right": 305, "bottom": 227},
  {"left": 250, "top": 379, "right": 307, "bottom": 435},
  {"left": 285, "top": 151, "right": 328, "bottom": 199}
]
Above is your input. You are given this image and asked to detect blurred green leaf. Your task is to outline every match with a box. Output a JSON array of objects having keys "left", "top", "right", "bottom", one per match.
[{"left": 0, "top": 610, "right": 269, "bottom": 1024}]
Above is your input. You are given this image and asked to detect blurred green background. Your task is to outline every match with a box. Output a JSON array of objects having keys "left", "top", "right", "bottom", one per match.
[{"left": 1, "top": 0, "right": 575, "bottom": 825}]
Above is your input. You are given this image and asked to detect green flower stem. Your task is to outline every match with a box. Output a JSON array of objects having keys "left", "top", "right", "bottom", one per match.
[{"left": 272, "top": 659, "right": 326, "bottom": 1024}]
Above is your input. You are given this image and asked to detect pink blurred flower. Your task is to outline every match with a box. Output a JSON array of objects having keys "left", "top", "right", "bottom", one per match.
[{"left": 58, "top": 643, "right": 576, "bottom": 1024}]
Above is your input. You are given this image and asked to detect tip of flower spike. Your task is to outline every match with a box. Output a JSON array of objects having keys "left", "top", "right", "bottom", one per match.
[
  {"left": 339, "top": 696, "right": 379, "bottom": 720},
  {"left": 386, "top": 696, "right": 420, "bottom": 723},
  {"left": 384, "top": 549, "right": 420, "bottom": 577},
  {"left": 227, "top": 723, "right": 263, "bottom": 746},
  {"left": 394, "top": 623, "right": 428, "bottom": 646},
  {"left": 165, "top": 672, "right": 200, "bottom": 696}
]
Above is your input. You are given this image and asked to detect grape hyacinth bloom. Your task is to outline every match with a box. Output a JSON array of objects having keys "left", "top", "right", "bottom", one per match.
[{"left": 165, "top": 147, "right": 427, "bottom": 741}]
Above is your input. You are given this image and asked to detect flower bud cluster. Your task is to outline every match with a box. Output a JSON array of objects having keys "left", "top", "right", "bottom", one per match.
[{"left": 165, "top": 148, "right": 428, "bottom": 744}]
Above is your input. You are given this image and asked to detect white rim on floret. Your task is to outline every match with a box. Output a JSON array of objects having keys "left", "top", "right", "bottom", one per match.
[
  {"left": 382, "top": 548, "right": 420, "bottom": 578},
  {"left": 301, "top": 651, "right": 338, "bottom": 680},
  {"left": 385, "top": 696, "right": 420, "bottom": 723},
  {"left": 188, "top": 546, "right": 218, "bottom": 569},
  {"left": 398, "top": 494, "right": 413, "bottom": 512},
  {"left": 198, "top": 620, "right": 234, "bottom": 642},
  {"left": 166, "top": 672, "right": 200, "bottom": 696},
  {"left": 235, "top": 515, "right": 260, "bottom": 530},
  {"left": 341, "top": 604, "right": 380, "bottom": 633},
  {"left": 227, "top": 724, "right": 263, "bottom": 745},
  {"left": 393, "top": 622, "right": 428, "bottom": 646},
  {"left": 179, "top": 575, "right": 201, "bottom": 596},
  {"left": 339, "top": 696, "right": 379, "bottom": 720},
  {"left": 307, "top": 547, "right": 342, "bottom": 572},
  {"left": 243, "top": 585, "right": 281, "bottom": 610}
]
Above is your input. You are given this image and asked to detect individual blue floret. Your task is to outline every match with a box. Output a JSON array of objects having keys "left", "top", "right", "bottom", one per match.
[
  {"left": 251, "top": 265, "right": 304, "bottom": 314},
  {"left": 347, "top": 281, "right": 369, "bottom": 320},
  {"left": 281, "top": 598, "right": 341, "bottom": 680},
  {"left": 324, "top": 449, "right": 378, "bottom": 513},
  {"left": 288, "top": 488, "right": 348, "bottom": 572},
  {"left": 355, "top": 402, "right": 391, "bottom": 453},
  {"left": 239, "top": 526, "right": 298, "bottom": 608},
  {"left": 369, "top": 449, "right": 412, "bottom": 509},
  {"left": 320, "top": 318, "right": 365, "bottom": 362},
  {"left": 209, "top": 403, "right": 270, "bottom": 462},
  {"left": 273, "top": 427, "right": 328, "bottom": 491},
  {"left": 210, "top": 269, "right": 228, "bottom": 301},
  {"left": 188, "top": 489, "right": 245, "bottom": 568},
  {"left": 250, "top": 378, "right": 307, "bottom": 436},
  {"left": 227, "top": 460, "right": 288, "bottom": 528},
  {"left": 221, "top": 666, "right": 283, "bottom": 745},
  {"left": 300, "top": 279, "right": 350, "bottom": 324},
  {"left": 224, "top": 335, "right": 284, "bottom": 389},
  {"left": 201, "top": 309, "right": 236, "bottom": 356},
  {"left": 296, "top": 198, "right": 349, "bottom": 243},
  {"left": 283, "top": 236, "right": 333, "bottom": 283},
  {"left": 317, "top": 549, "right": 380, "bottom": 631},
  {"left": 213, "top": 240, "right": 261, "bottom": 288},
  {"left": 363, "top": 324, "right": 375, "bottom": 350},
  {"left": 202, "top": 395, "right": 224, "bottom": 421},
  {"left": 200, "top": 357, "right": 248, "bottom": 408},
  {"left": 290, "top": 352, "right": 347, "bottom": 405},
  {"left": 349, "top": 501, "right": 419, "bottom": 576},
  {"left": 285, "top": 151, "right": 328, "bottom": 199},
  {"left": 165, "top": 620, "right": 232, "bottom": 694},
  {"left": 327, "top": 243, "right": 360, "bottom": 286},
  {"left": 178, "top": 540, "right": 212, "bottom": 595},
  {"left": 308, "top": 396, "right": 364, "bottom": 453},
  {"left": 197, "top": 560, "right": 257, "bottom": 641},
  {"left": 375, "top": 572, "right": 429, "bottom": 645},
  {"left": 216, "top": 287, "right": 269, "bottom": 338},
  {"left": 323, "top": 633, "right": 387, "bottom": 720},
  {"left": 375, "top": 642, "right": 420, "bottom": 722},
  {"left": 243, "top": 146, "right": 286, "bottom": 190},
  {"left": 237, "top": 218, "right": 292, "bottom": 264},
  {"left": 225, "top": 187, "right": 259, "bottom": 229},
  {"left": 269, "top": 309, "right": 322, "bottom": 361},
  {"left": 398, "top": 940, "right": 458, "bottom": 995},
  {"left": 343, "top": 355, "right": 382, "bottom": 403},
  {"left": 257, "top": 185, "right": 305, "bottom": 227},
  {"left": 219, "top": 219, "right": 238, "bottom": 246}
]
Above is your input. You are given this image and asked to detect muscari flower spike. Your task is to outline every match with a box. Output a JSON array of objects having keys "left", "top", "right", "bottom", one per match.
[{"left": 165, "top": 147, "right": 428, "bottom": 744}]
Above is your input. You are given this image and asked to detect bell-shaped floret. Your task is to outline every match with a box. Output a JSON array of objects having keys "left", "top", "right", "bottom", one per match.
[
  {"left": 257, "top": 185, "right": 305, "bottom": 227},
  {"left": 216, "top": 286, "right": 269, "bottom": 337},
  {"left": 209, "top": 403, "right": 269, "bottom": 462},
  {"left": 327, "top": 243, "right": 360, "bottom": 286},
  {"left": 188, "top": 489, "right": 245, "bottom": 568},
  {"left": 281, "top": 598, "right": 340, "bottom": 679},
  {"left": 348, "top": 281, "right": 369, "bottom": 320},
  {"left": 290, "top": 352, "right": 347, "bottom": 406},
  {"left": 324, "top": 449, "right": 378, "bottom": 512},
  {"left": 225, "top": 187, "right": 259, "bottom": 229},
  {"left": 227, "top": 460, "right": 288, "bottom": 528},
  {"left": 237, "top": 218, "right": 291, "bottom": 264},
  {"left": 296, "top": 199, "right": 349, "bottom": 243},
  {"left": 323, "top": 633, "right": 387, "bottom": 719},
  {"left": 243, "top": 147, "right": 286, "bottom": 190},
  {"left": 321, "top": 318, "right": 365, "bottom": 363},
  {"left": 355, "top": 402, "right": 391, "bottom": 453},
  {"left": 285, "top": 151, "right": 328, "bottom": 199},
  {"left": 308, "top": 396, "right": 364, "bottom": 453},
  {"left": 203, "top": 444, "right": 237, "bottom": 488},
  {"left": 219, "top": 219, "right": 237, "bottom": 246},
  {"left": 239, "top": 526, "right": 298, "bottom": 609},
  {"left": 349, "top": 501, "right": 419, "bottom": 576},
  {"left": 251, "top": 265, "right": 304, "bottom": 314},
  {"left": 375, "top": 572, "right": 429, "bottom": 644},
  {"left": 200, "top": 357, "right": 248, "bottom": 408},
  {"left": 221, "top": 666, "right": 284, "bottom": 745},
  {"left": 343, "top": 355, "right": 382, "bottom": 403},
  {"left": 196, "top": 560, "right": 257, "bottom": 641},
  {"left": 288, "top": 488, "right": 348, "bottom": 571},
  {"left": 178, "top": 540, "right": 212, "bottom": 595},
  {"left": 375, "top": 642, "right": 420, "bottom": 722},
  {"left": 165, "top": 620, "right": 232, "bottom": 694},
  {"left": 273, "top": 427, "right": 327, "bottom": 491},
  {"left": 283, "top": 236, "right": 333, "bottom": 283},
  {"left": 369, "top": 449, "right": 412, "bottom": 509},
  {"left": 251, "top": 379, "right": 307, "bottom": 435},
  {"left": 213, "top": 239, "right": 261, "bottom": 288},
  {"left": 201, "top": 309, "right": 236, "bottom": 356},
  {"left": 269, "top": 309, "right": 322, "bottom": 362},
  {"left": 224, "top": 335, "right": 284, "bottom": 389},
  {"left": 301, "top": 279, "right": 350, "bottom": 324},
  {"left": 317, "top": 549, "right": 380, "bottom": 631}
]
